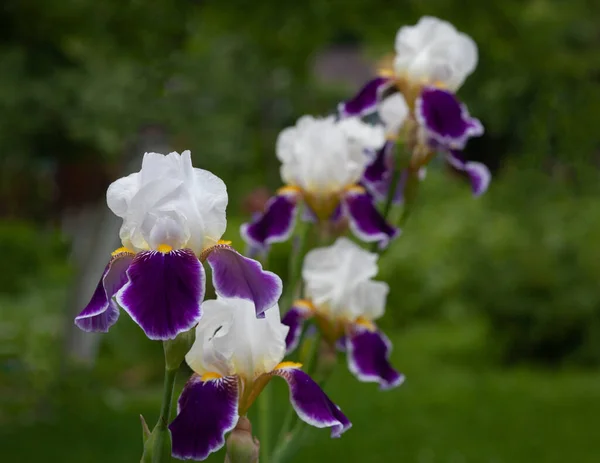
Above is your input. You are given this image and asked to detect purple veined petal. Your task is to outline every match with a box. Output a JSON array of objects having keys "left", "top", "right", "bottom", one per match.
[
  {"left": 116, "top": 249, "right": 205, "bottom": 340},
  {"left": 415, "top": 87, "right": 484, "bottom": 151},
  {"left": 74, "top": 252, "right": 134, "bottom": 332},
  {"left": 338, "top": 77, "right": 393, "bottom": 118},
  {"left": 446, "top": 151, "right": 491, "bottom": 196},
  {"left": 272, "top": 364, "right": 351, "bottom": 438},
  {"left": 363, "top": 140, "right": 394, "bottom": 187},
  {"left": 240, "top": 191, "right": 299, "bottom": 250},
  {"left": 281, "top": 301, "right": 314, "bottom": 354},
  {"left": 346, "top": 325, "right": 405, "bottom": 390},
  {"left": 205, "top": 244, "right": 282, "bottom": 318},
  {"left": 342, "top": 187, "right": 400, "bottom": 250},
  {"left": 170, "top": 375, "right": 239, "bottom": 461}
]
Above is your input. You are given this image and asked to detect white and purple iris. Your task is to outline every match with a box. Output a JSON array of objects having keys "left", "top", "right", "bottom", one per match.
[
  {"left": 339, "top": 16, "right": 490, "bottom": 201},
  {"left": 283, "top": 237, "right": 404, "bottom": 390},
  {"left": 74, "top": 151, "right": 282, "bottom": 340},
  {"left": 169, "top": 296, "right": 351, "bottom": 461},
  {"left": 240, "top": 115, "right": 400, "bottom": 252}
]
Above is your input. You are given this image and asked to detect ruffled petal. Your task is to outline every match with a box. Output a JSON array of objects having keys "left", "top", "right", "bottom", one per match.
[
  {"left": 342, "top": 188, "right": 400, "bottom": 249},
  {"left": 74, "top": 252, "right": 134, "bottom": 332},
  {"left": 116, "top": 249, "right": 205, "bottom": 340},
  {"left": 446, "top": 151, "right": 491, "bottom": 196},
  {"left": 170, "top": 375, "right": 239, "bottom": 461},
  {"left": 281, "top": 301, "right": 313, "bottom": 354},
  {"left": 240, "top": 192, "right": 298, "bottom": 250},
  {"left": 346, "top": 326, "right": 404, "bottom": 390},
  {"left": 338, "top": 77, "right": 392, "bottom": 118},
  {"left": 415, "top": 87, "right": 483, "bottom": 151},
  {"left": 205, "top": 245, "right": 282, "bottom": 318},
  {"left": 272, "top": 364, "right": 351, "bottom": 438}
]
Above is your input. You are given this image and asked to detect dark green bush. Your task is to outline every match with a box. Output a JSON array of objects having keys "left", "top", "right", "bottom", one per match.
[{"left": 380, "top": 167, "right": 600, "bottom": 366}]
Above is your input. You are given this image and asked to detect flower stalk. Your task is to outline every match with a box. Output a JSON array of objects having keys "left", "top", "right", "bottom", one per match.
[{"left": 140, "top": 344, "right": 179, "bottom": 463}]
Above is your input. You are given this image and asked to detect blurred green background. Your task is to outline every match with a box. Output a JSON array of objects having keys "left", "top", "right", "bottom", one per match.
[{"left": 2, "top": 0, "right": 600, "bottom": 461}]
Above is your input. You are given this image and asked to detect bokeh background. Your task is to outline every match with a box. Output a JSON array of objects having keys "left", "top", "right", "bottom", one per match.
[{"left": 2, "top": 1, "right": 600, "bottom": 462}]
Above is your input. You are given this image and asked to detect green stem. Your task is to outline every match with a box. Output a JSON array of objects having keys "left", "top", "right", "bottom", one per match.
[
  {"left": 258, "top": 383, "right": 271, "bottom": 463},
  {"left": 281, "top": 220, "right": 311, "bottom": 310},
  {"left": 151, "top": 361, "right": 178, "bottom": 462}
]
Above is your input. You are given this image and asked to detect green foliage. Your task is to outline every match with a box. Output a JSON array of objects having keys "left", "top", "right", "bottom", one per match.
[
  {"left": 4, "top": 322, "right": 600, "bottom": 462},
  {"left": 380, "top": 167, "right": 600, "bottom": 366},
  {"left": 0, "top": 221, "right": 70, "bottom": 294}
]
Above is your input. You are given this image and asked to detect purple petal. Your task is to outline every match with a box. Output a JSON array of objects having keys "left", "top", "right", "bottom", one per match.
[
  {"left": 416, "top": 87, "right": 484, "bottom": 151},
  {"left": 272, "top": 365, "right": 351, "bottom": 438},
  {"left": 74, "top": 252, "right": 134, "bottom": 332},
  {"left": 346, "top": 326, "right": 404, "bottom": 390},
  {"left": 363, "top": 141, "right": 394, "bottom": 187},
  {"left": 116, "top": 249, "right": 205, "bottom": 340},
  {"left": 240, "top": 192, "right": 298, "bottom": 250},
  {"left": 281, "top": 302, "right": 313, "bottom": 354},
  {"left": 446, "top": 151, "right": 491, "bottom": 196},
  {"left": 338, "top": 77, "right": 392, "bottom": 118},
  {"left": 206, "top": 245, "right": 282, "bottom": 318},
  {"left": 342, "top": 188, "right": 400, "bottom": 249},
  {"left": 170, "top": 375, "right": 239, "bottom": 461}
]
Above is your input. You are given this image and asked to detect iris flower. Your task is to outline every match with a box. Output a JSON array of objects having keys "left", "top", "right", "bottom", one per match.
[
  {"left": 169, "top": 296, "right": 351, "bottom": 460},
  {"left": 283, "top": 238, "right": 404, "bottom": 390},
  {"left": 339, "top": 16, "right": 490, "bottom": 199},
  {"left": 241, "top": 115, "right": 399, "bottom": 252},
  {"left": 75, "top": 151, "right": 281, "bottom": 340}
]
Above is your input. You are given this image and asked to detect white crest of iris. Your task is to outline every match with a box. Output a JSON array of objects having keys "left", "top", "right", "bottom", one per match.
[
  {"left": 186, "top": 297, "right": 289, "bottom": 380},
  {"left": 394, "top": 16, "right": 478, "bottom": 91},
  {"left": 302, "top": 237, "right": 389, "bottom": 322},
  {"left": 107, "top": 150, "right": 228, "bottom": 255},
  {"left": 276, "top": 115, "right": 385, "bottom": 196}
]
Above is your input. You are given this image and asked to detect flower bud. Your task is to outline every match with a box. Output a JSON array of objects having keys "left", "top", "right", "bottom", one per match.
[
  {"left": 224, "top": 417, "right": 259, "bottom": 463},
  {"left": 163, "top": 328, "right": 195, "bottom": 371}
]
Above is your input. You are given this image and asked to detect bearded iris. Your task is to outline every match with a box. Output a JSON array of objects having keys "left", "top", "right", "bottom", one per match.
[
  {"left": 240, "top": 115, "right": 400, "bottom": 251},
  {"left": 283, "top": 237, "right": 404, "bottom": 390},
  {"left": 339, "top": 16, "right": 490, "bottom": 199},
  {"left": 169, "top": 296, "right": 351, "bottom": 461},
  {"left": 74, "top": 150, "right": 282, "bottom": 340}
]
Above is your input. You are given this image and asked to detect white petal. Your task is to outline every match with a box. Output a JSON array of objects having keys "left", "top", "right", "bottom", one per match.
[
  {"left": 106, "top": 172, "right": 140, "bottom": 218},
  {"left": 394, "top": 16, "right": 478, "bottom": 90},
  {"left": 145, "top": 211, "right": 190, "bottom": 250},
  {"left": 302, "top": 237, "right": 385, "bottom": 320},
  {"left": 106, "top": 150, "right": 228, "bottom": 253},
  {"left": 189, "top": 168, "right": 228, "bottom": 251},
  {"left": 275, "top": 115, "right": 378, "bottom": 195},
  {"left": 379, "top": 94, "right": 409, "bottom": 134},
  {"left": 341, "top": 280, "right": 389, "bottom": 321},
  {"left": 186, "top": 298, "right": 288, "bottom": 380}
]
